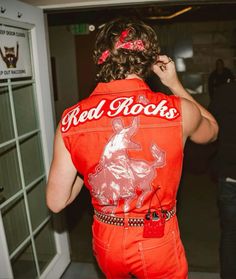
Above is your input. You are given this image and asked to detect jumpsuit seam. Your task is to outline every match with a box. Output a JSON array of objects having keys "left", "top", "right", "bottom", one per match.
[
  {"left": 122, "top": 227, "right": 130, "bottom": 276},
  {"left": 63, "top": 122, "right": 183, "bottom": 136},
  {"left": 172, "top": 230, "right": 180, "bottom": 269},
  {"left": 92, "top": 221, "right": 110, "bottom": 276},
  {"left": 93, "top": 88, "right": 150, "bottom": 95},
  {"left": 138, "top": 242, "right": 148, "bottom": 279}
]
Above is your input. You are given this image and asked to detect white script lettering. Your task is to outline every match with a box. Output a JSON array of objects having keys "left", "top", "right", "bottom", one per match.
[
  {"left": 61, "top": 100, "right": 106, "bottom": 132},
  {"left": 61, "top": 97, "right": 179, "bottom": 132}
]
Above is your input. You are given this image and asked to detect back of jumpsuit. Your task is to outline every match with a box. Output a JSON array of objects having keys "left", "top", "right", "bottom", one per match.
[{"left": 60, "top": 78, "right": 188, "bottom": 279}]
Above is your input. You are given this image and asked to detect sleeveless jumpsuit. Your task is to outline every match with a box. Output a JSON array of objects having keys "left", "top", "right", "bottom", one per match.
[{"left": 60, "top": 78, "right": 188, "bottom": 279}]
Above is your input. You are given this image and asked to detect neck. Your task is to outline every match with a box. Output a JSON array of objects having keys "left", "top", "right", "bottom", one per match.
[{"left": 125, "top": 74, "right": 142, "bottom": 80}]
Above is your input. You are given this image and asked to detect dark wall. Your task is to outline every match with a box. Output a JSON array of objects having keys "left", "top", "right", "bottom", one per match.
[{"left": 75, "top": 31, "right": 97, "bottom": 100}]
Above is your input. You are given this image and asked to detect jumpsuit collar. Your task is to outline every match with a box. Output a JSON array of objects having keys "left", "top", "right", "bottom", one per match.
[{"left": 91, "top": 78, "right": 150, "bottom": 95}]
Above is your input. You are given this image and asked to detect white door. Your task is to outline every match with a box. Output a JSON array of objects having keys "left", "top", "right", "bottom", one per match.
[{"left": 0, "top": 1, "right": 70, "bottom": 278}]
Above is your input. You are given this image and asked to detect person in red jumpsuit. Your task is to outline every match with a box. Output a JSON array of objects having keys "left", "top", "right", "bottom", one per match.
[{"left": 46, "top": 18, "right": 218, "bottom": 279}]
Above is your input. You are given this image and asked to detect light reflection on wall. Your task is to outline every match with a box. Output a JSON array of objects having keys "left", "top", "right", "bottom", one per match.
[
  {"left": 175, "top": 44, "right": 193, "bottom": 59},
  {"left": 174, "top": 39, "right": 204, "bottom": 94},
  {"left": 174, "top": 39, "right": 193, "bottom": 72},
  {"left": 175, "top": 58, "right": 186, "bottom": 72}
]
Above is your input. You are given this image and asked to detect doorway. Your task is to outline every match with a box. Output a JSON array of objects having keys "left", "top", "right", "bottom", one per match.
[
  {"left": 42, "top": 0, "right": 236, "bottom": 275},
  {"left": 13, "top": 1, "right": 235, "bottom": 276}
]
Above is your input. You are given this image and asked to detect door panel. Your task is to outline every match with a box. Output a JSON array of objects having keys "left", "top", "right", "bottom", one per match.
[
  {"left": 34, "top": 221, "right": 57, "bottom": 274},
  {"left": 0, "top": 143, "right": 21, "bottom": 201},
  {"left": 0, "top": 1, "right": 70, "bottom": 278},
  {"left": 20, "top": 134, "right": 44, "bottom": 185},
  {"left": 0, "top": 86, "right": 14, "bottom": 143},
  {"left": 2, "top": 195, "right": 29, "bottom": 254},
  {"left": 11, "top": 241, "right": 38, "bottom": 279},
  {"left": 27, "top": 179, "right": 49, "bottom": 230},
  {"left": 12, "top": 84, "right": 38, "bottom": 136}
]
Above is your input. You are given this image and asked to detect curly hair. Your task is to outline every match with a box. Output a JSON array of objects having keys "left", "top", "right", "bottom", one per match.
[{"left": 94, "top": 18, "right": 160, "bottom": 82}]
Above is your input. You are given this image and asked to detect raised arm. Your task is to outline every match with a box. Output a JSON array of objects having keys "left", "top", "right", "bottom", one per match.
[
  {"left": 153, "top": 55, "right": 218, "bottom": 144},
  {"left": 46, "top": 126, "right": 83, "bottom": 213}
]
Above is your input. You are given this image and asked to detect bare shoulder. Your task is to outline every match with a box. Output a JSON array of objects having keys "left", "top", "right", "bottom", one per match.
[
  {"left": 54, "top": 125, "right": 63, "bottom": 144},
  {"left": 52, "top": 125, "right": 72, "bottom": 163},
  {"left": 180, "top": 98, "right": 218, "bottom": 144},
  {"left": 53, "top": 125, "right": 64, "bottom": 154}
]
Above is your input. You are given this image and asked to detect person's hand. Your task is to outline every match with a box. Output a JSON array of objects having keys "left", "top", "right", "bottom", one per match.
[{"left": 152, "top": 55, "right": 179, "bottom": 89}]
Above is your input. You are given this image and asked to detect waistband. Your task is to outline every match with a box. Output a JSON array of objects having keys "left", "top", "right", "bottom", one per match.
[{"left": 94, "top": 207, "right": 176, "bottom": 227}]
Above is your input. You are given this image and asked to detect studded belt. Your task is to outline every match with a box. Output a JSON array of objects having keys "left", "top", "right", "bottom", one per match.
[{"left": 94, "top": 207, "right": 176, "bottom": 227}]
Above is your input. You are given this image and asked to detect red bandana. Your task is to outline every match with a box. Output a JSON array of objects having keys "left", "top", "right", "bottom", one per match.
[{"left": 98, "top": 29, "right": 145, "bottom": 65}]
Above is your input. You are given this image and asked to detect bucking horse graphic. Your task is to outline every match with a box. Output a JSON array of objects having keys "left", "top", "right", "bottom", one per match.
[{"left": 89, "top": 117, "right": 166, "bottom": 214}]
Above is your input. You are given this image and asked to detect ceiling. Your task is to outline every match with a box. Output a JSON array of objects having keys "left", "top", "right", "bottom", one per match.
[
  {"left": 45, "top": 2, "right": 236, "bottom": 26},
  {"left": 19, "top": 0, "right": 236, "bottom": 9},
  {"left": 19, "top": 0, "right": 236, "bottom": 26}
]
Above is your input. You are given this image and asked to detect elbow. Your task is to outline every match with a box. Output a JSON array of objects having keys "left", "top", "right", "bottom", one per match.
[
  {"left": 46, "top": 194, "right": 65, "bottom": 213},
  {"left": 48, "top": 205, "right": 63, "bottom": 214},
  {"left": 46, "top": 200, "right": 64, "bottom": 213},
  {"left": 210, "top": 122, "right": 219, "bottom": 143}
]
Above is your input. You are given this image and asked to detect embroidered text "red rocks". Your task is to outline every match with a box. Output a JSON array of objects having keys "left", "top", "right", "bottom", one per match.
[{"left": 61, "top": 97, "right": 180, "bottom": 132}]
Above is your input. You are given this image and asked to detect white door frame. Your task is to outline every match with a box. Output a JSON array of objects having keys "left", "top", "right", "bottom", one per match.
[
  {"left": 0, "top": 1, "right": 70, "bottom": 278},
  {"left": 0, "top": 0, "right": 55, "bottom": 170},
  {"left": 36, "top": 0, "right": 188, "bottom": 10},
  {"left": 27, "top": 0, "right": 226, "bottom": 10}
]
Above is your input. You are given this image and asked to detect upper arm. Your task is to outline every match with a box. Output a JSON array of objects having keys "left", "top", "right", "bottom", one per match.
[
  {"left": 181, "top": 98, "right": 218, "bottom": 144},
  {"left": 46, "top": 126, "right": 78, "bottom": 212}
]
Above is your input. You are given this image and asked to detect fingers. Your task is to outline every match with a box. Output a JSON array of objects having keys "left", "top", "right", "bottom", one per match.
[
  {"left": 152, "top": 54, "right": 179, "bottom": 89},
  {"left": 154, "top": 55, "right": 174, "bottom": 73},
  {"left": 157, "top": 55, "right": 172, "bottom": 64},
  {"left": 165, "top": 57, "right": 173, "bottom": 65},
  {"left": 153, "top": 63, "right": 163, "bottom": 76}
]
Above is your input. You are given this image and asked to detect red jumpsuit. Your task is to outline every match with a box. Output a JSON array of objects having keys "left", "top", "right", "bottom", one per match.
[{"left": 61, "top": 78, "right": 188, "bottom": 278}]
